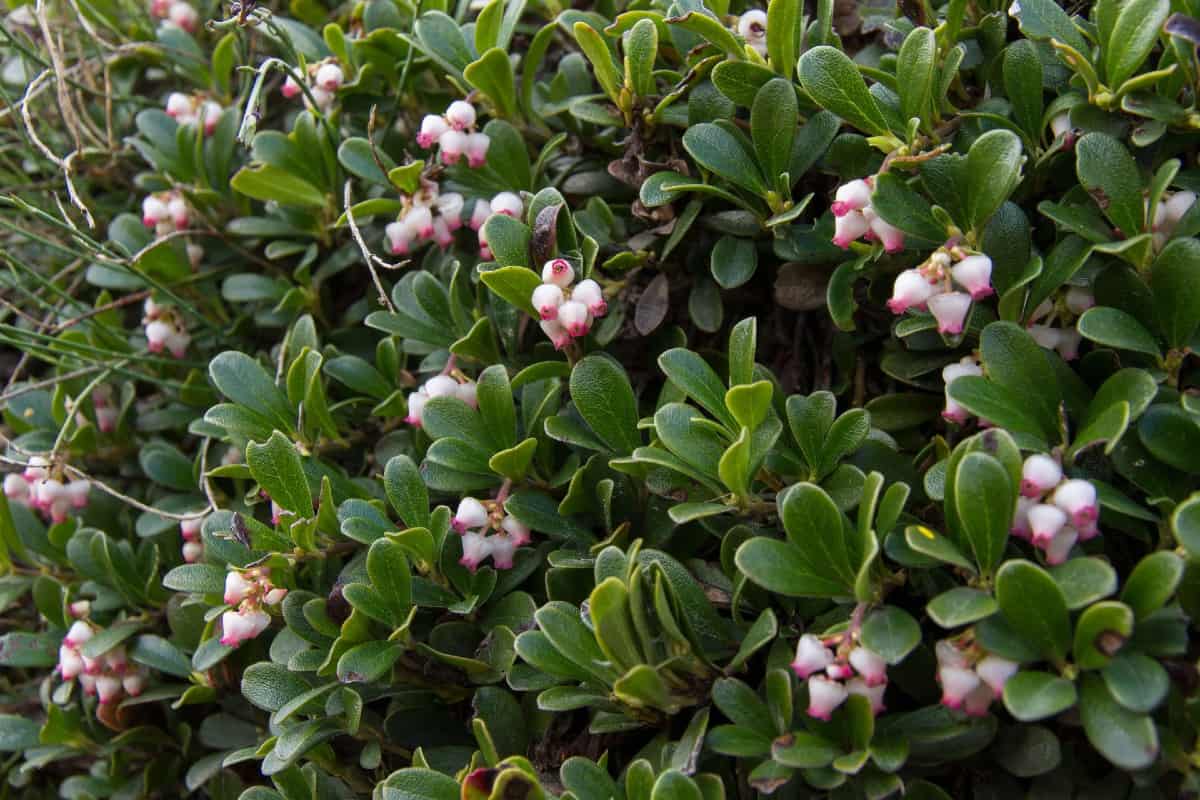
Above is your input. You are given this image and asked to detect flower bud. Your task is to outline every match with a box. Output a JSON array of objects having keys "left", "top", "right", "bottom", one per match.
[
  {"left": 951, "top": 255, "right": 993, "bottom": 299},
  {"left": 790, "top": 634, "right": 834, "bottom": 679},
  {"left": 532, "top": 283, "right": 565, "bottom": 320},
  {"left": 96, "top": 674, "right": 122, "bottom": 704},
  {"left": 572, "top": 279, "right": 607, "bottom": 317},
  {"left": 438, "top": 130, "right": 468, "bottom": 164},
  {"left": 405, "top": 206, "right": 434, "bottom": 240},
  {"left": 865, "top": 208, "right": 905, "bottom": 253},
  {"left": 385, "top": 221, "right": 412, "bottom": 256},
  {"left": 541, "top": 258, "right": 575, "bottom": 287},
  {"left": 1028, "top": 503, "right": 1068, "bottom": 545},
  {"left": 806, "top": 675, "right": 849, "bottom": 721},
  {"left": 489, "top": 533, "right": 517, "bottom": 570},
  {"left": 1011, "top": 496, "right": 1035, "bottom": 540},
  {"left": 500, "top": 515, "right": 531, "bottom": 546},
  {"left": 122, "top": 672, "right": 146, "bottom": 697},
  {"left": 432, "top": 217, "right": 454, "bottom": 249},
  {"left": 465, "top": 133, "right": 490, "bottom": 168},
  {"left": 182, "top": 541, "right": 203, "bottom": 562},
  {"left": 456, "top": 380, "right": 478, "bottom": 408},
  {"left": 1021, "top": 454, "right": 1062, "bottom": 498},
  {"left": 315, "top": 63, "right": 344, "bottom": 92},
  {"left": 459, "top": 531, "right": 493, "bottom": 573},
  {"left": 65, "top": 620, "right": 94, "bottom": 648},
  {"left": 1049, "top": 112, "right": 1072, "bottom": 140},
  {"left": 59, "top": 645, "right": 84, "bottom": 680},
  {"left": 23, "top": 455, "right": 49, "bottom": 482},
  {"left": 418, "top": 114, "right": 449, "bottom": 148},
  {"left": 220, "top": 608, "right": 271, "bottom": 646},
  {"left": 436, "top": 192, "right": 465, "bottom": 229},
  {"left": 405, "top": 390, "right": 428, "bottom": 426},
  {"left": 831, "top": 179, "right": 872, "bottom": 217},
  {"left": 79, "top": 674, "right": 97, "bottom": 695},
  {"left": 180, "top": 516, "right": 203, "bottom": 541},
  {"left": 1028, "top": 324, "right": 1061, "bottom": 351},
  {"left": 558, "top": 300, "right": 591, "bottom": 338},
  {"left": 165, "top": 92, "right": 192, "bottom": 118},
  {"left": 445, "top": 100, "right": 477, "bottom": 131},
  {"left": 69, "top": 600, "right": 90, "bottom": 618},
  {"left": 224, "top": 570, "right": 253, "bottom": 605},
  {"left": 975, "top": 655, "right": 1018, "bottom": 695},
  {"left": 264, "top": 587, "right": 288, "bottom": 605},
  {"left": 142, "top": 195, "right": 168, "bottom": 227},
  {"left": 928, "top": 291, "right": 972, "bottom": 335},
  {"left": 4, "top": 474, "right": 28, "bottom": 502},
  {"left": 1056, "top": 329, "right": 1081, "bottom": 361},
  {"left": 470, "top": 199, "right": 492, "bottom": 231},
  {"left": 938, "top": 665, "right": 980, "bottom": 710},
  {"left": 887, "top": 269, "right": 937, "bottom": 314},
  {"left": 832, "top": 209, "right": 869, "bottom": 248},
  {"left": 105, "top": 647, "right": 127, "bottom": 674},
  {"left": 540, "top": 319, "right": 571, "bottom": 350},
  {"left": 736, "top": 9, "right": 767, "bottom": 54},
  {"left": 1165, "top": 191, "right": 1196, "bottom": 227},
  {"left": 490, "top": 191, "right": 523, "bottom": 219},
  {"left": 66, "top": 479, "right": 89, "bottom": 509},
  {"left": 848, "top": 647, "right": 888, "bottom": 687},
  {"left": 167, "top": 1, "right": 197, "bottom": 31},
  {"left": 165, "top": 329, "right": 191, "bottom": 359},
  {"left": 935, "top": 639, "right": 969, "bottom": 669},
  {"left": 846, "top": 677, "right": 886, "bottom": 715},
  {"left": 424, "top": 374, "right": 459, "bottom": 398},
  {"left": 453, "top": 497, "right": 488, "bottom": 533},
  {"left": 1051, "top": 479, "right": 1098, "bottom": 530},
  {"left": 1042, "top": 525, "right": 1078, "bottom": 565},
  {"left": 167, "top": 195, "right": 189, "bottom": 229},
  {"left": 962, "top": 683, "right": 994, "bottom": 717},
  {"left": 145, "top": 320, "right": 171, "bottom": 352},
  {"left": 281, "top": 76, "right": 302, "bottom": 99}
]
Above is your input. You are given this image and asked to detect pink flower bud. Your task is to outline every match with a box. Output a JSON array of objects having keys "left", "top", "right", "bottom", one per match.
[
  {"left": 65, "top": 621, "right": 94, "bottom": 648},
  {"left": 826, "top": 662, "right": 854, "bottom": 680},
  {"left": 1042, "top": 525, "right": 1078, "bottom": 565},
  {"left": 572, "top": 279, "right": 607, "bottom": 317},
  {"left": 66, "top": 479, "right": 89, "bottom": 509},
  {"left": 405, "top": 390, "right": 428, "bottom": 426},
  {"left": 445, "top": 100, "right": 477, "bottom": 131},
  {"left": 532, "top": 283, "right": 564, "bottom": 320},
  {"left": 432, "top": 217, "right": 454, "bottom": 249},
  {"left": 928, "top": 291, "right": 972, "bottom": 335},
  {"left": 540, "top": 319, "right": 571, "bottom": 350},
  {"left": 1056, "top": 329, "right": 1081, "bottom": 361},
  {"left": 405, "top": 206, "right": 434, "bottom": 240},
  {"left": 48, "top": 497, "right": 71, "bottom": 524},
  {"left": 385, "top": 221, "right": 412, "bottom": 255},
  {"left": 270, "top": 500, "right": 283, "bottom": 526},
  {"left": 436, "top": 192, "right": 465, "bottom": 228},
  {"left": 1011, "top": 496, "right": 1035, "bottom": 540},
  {"left": 489, "top": 533, "right": 517, "bottom": 569},
  {"left": 1051, "top": 479, "right": 1098, "bottom": 530},
  {"left": 220, "top": 608, "right": 271, "bottom": 646},
  {"left": 1028, "top": 503, "right": 1068, "bottom": 545},
  {"left": 975, "top": 655, "right": 1018, "bottom": 695},
  {"left": 935, "top": 639, "right": 970, "bottom": 669},
  {"left": 846, "top": 677, "right": 886, "bottom": 715},
  {"left": 122, "top": 672, "right": 146, "bottom": 697},
  {"left": 165, "top": 329, "right": 191, "bottom": 359},
  {"left": 1049, "top": 112, "right": 1072, "bottom": 140},
  {"left": 558, "top": 300, "right": 591, "bottom": 337},
  {"left": 150, "top": 0, "right": 171, "bottom": 16},
  {"left": 1021, "top": 454, "right": 1062, "bottom": 498},
  {"left": 941, "top": 356, "right": 981, "bottom": 423},
  {"left": 281, "top": 76, "right": 302, "bottom": 99},
  {"left": 167, "top": 196, "right": 189, "bottom": 229},
  {"left": 806, "top": 675, "right": 849, "bottom": 721},
  {"left": 59, "top": 646, "right": 84, "bottom": 680},
  {"left": 1065, "top": 286, "right": 1094, "bottom": 315},
  {"left": 453, "top": 497, "right": 488, "bottom": 533},
  {"left": 69, "top": 600, "right": 90, "bottom": 618},
  {"left": 142, "top": 195, "right": 168, "bottom": 227},
  {"left": 865, "top": 208, "right": 905, "bottom": 253},
  {"left": 418, "top": 114, "right": 449, "bottom": 148},
  {"left": 180, "top": 516, "right": 203, "bottom": 541},
  {"left": 490, "top": 191, "right": 523, "bottom": 218},
  {"left": 167, "top": 1, "right": 197, "bottom": 31},
  {"left": 105, "top": 647, "right": 127, "bottom": 674},
  {"left": 791, "top": 634, "right": 834, "bottom": 679},
  {"left": 224, "top": 570, "right": 252, "bottom": 605},
  {"left": 4, "top": 474, "right": 28, "bottom": 502},
  {"left": 500, "top": 515, "right": 531, "bottom": 546},
  {"left": 456, "top": 380, "right": 478, "bottom": 408},
  {"left": 79, "top": 674, "right": 97, "bottom": 695},
  {"left": 165, "top": 92, "right": 191, "bottom": 118},
  {"left": 848, "top": 647, "right": 888, "bottom": 687},
  {"left": 264, "top": 587, "right": 288, "bottom": 605},
  {"left": 832, "top": 209, "right": 869, "bottom": 248},
  {"left": 736, "top": 9, "right": 767, "bottom": 42},
  {"left": 315, "top": 63, "right": 344, "bottom": 92},
  {"left": 459, "top": 531, "right": 492, "bottom": 572},
  {"left": 470, "top": 199, "right": 492, "bottom": 231},
  {"left": 82, "top": 654, "right": 101, "bottom": 675},
  {"left": 96, "top": 674, "right": 122, "bottom": 704},
  {"left": 938, "top": 665, "right": 980, "bottom": 709},
  {"left": 1028, "top": 324, "right": 1061, "bottom": 351},
  {"left": 182, "top": 541, "right": 203, "bottom": 562},
  {"left": 308, "top": 86, "right": 334, "bottom": 111},
  {"left": 465, "top": 133, "right": 490, "bottom": 168},
  {"left": 831, "top": 179, "right": 872, "bottom": 217},
  {"left": 424, "top": 375, "right": 459, "bottom": 398},
  {"left": 887, "top": 269, "right": 937, "bottom": 314},
  {"left": 951, "top": 254, "right": 993, "bottom": 299},
  {"left": 145, "top": 320, "right": 172, "bottom": 352},
  {"left": 1165, "top": 191, "right": 1196, "bottom": 227},
  {"left": 439, "top": 130, "right": 468, "bottom": 164},
  {"left": 542, "top": 258, "right": 574, "bottom": 287},
  {"left": 36, "top": 478, "right": 64, "bottom": 508}
]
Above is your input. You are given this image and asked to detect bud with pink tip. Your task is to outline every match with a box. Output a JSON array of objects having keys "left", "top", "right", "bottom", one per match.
[
  {"left": 831, "top": 179, "right": 872, "bottom": 217},
  {"left": 572, "top": 279, "right": 607, "bottom": 317},
  {"left": 122, "top": 671, "right": 146, "bottom": 697},
  {"left": 418, "top": 114, "right": 449, "bottom": 148},
  {"left": 975, "top": 655, "right": 1018, "bottom": 695},
  {"left": 1028, "top": 503, "right": 1068, "bottom": 545},
  {"left": 220, "top": 608, "right": 271, "bottom": 646},
  {"left": 167, "top": 0, "right": 198, "bottom": 31},
  {"left": 69, "top": 600, "right": 91, "bottom": 618},
  {"left": 1021, "top": 454, "right": 1062, "bottom": 498},
  {"left": 167, "top": 196, "right": 189, "bottom": 229},
  {"left": 96, "top": 674, "right": 122, "bottom": 704},
  {"left": 145, "top": 320, "right": 172, "bottom": 353},
  {"left": 558, "top": 300, "right": 591, "bottom": 338},
  {"left": 405, "top": 206, "right": 435, "bottom": 240},
  {"left": 66, "top": 480, "right": 89, "bottom": 509},
  {"left": 962, "top": 683, "right": 994, "bottom": 717},
  {"left": 151, "top": 0, "right": 171, "bottom": 16},
  {"left": 935, "top": 639, "right": 970, "bottom": 669},
  {"left": 826, "top": 662, "right": 854, "bottom": 680},
  {"left": 165, "top": 92, "right": 192, "bottom": 118},
  {"left": 59, "top": 645, "right": 84, "bottom": 680},
  {"left": 439, "top": 130, "right": 468, "bottom": 164},
  {"left": 35, "top": 478, "right": 64, "bottom": 510},
  {"left": 180, "top": 516, "right": 203, "bottom": 541},
  {"left": 887, "top": 269, "right": 937, "bottom": 314},
  {"left": 432, "top": 217, "right": 454, "bottom": 249},
  {"left": 470, "top": 199, "right": 492, "bottom": 231},
  {"left": 182, "top": 541, "right": 203, "bottom": 562},
  {"left": 405, "top": 390, "right": 429, "bottom": 426},
  {"left": 424, "top": 375, "right": 459, "bottom": 399},
  {"left": 490, "top": 191, "right": 523, "bottom": 218},
  {"left": 500, "top": 515, "right": 531, "bottom": 546},
  {"left": 4, "top": 474, "right": 28, "bottom": 503},
  {"left": 1043, "top": 525, "right": 1078, "bottom": 565},
  {"left": 1051, "top": 479, "right": 1098, "bottom": 530},
  {"left": 453, "top": 497, "right": 488, "bottom": 533},
  {"left": 478, "top": 230, "right": 492, "bottom": 261},
  {"left": 865, "top": 208, "right": 905, "bottom": 253},
  {"left": 82, "top": 654, "right": 101, "bottom": 675},
  {"left": 465, "top": 133, "right": 490, "bottom": 168},
  {"left": 1050, "top": 112, "right": 1072, "bottom": 142},
  {"left": 445, "top": 100, "right": 477, "bottom": 131},
  {"left": 941, "top": 356, "right": 982, "bottom": 424},
  {"left": 832, "top": 209, "right": 869, "bottom": 248},
  {"left": 848, "top": 647, "right": 887, "bottom": 687},
  {"left": 79, "top": 674, "right": 97, "bottom": 695},
  {"left": 532, "top": 283, "right": 564, "bottom": 320},
  {"left": 459, "top": 531, "right": 493, "bottom": 572},
  {"left": 315, "top": 63, "right": 344, "bottom": 91},
  {"left": 263, "top": 587, "right": 287, "bottom": 606},
  {"left": 938, "top": 664, "right": 980, "bottom": 710},
  {"left": 281, "top": 76, "right": 302, "bottom": 99},
  {"left": 436, "top": 192, "right": 465, "bottom": 229},
  {"left": 928, "top": 291, "right": 972, "bottom": 335},
  {"left": 951, "top": 255, "right": 994, "bottom": 299},
  {"left": 791, "top": 633, "right": 834, "bottom": 679},
  {"left": 142, "top": 195, "right": 168, "bottom": 227},
  {"left": 1012, "top": 496, "right": 1035, "bottom": 540},
  {"left": 846, "top": 678, "right": 886, "bottom": 715},
  {"left": 540, "top": 319, "right": 571, "bottom": 350},
  {"left": 1055, "top": 329, "right": 1081, "bottom": 361},
  {"left": 385, "top": 221, "right": 412, "bottom": 256},
  {"left": 166, "top": 329, "right": 191, "bottom": 359},
  {"left": 65, "top": 620, "right": 95, "bottom": 648},
  {"left": 1028, "top": 324, "right": 1061, "bottom": 352},
  {"left": 105, "top": 647, "right": 127, "bottom": 674},
  {"left": 542, "top": 258, "right": 575, "bottom": 287},
  {"left": 271, "top": 500, "right": 284, "bottom": 525},
  {"left": 224, "top": 570, "right": 253, "bottom": 605},
  {"left": 806, "top": 675, "right": 849, "bottom": 721},
  {"left": 489, "top": 533, "right": 517, "bottom": 569}
]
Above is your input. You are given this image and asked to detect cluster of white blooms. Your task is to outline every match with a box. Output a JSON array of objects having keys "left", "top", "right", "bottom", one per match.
[
  {"left": 220, "top": 567, "right": 287, "bottom": 647},
  {"left": 736, "top": 9, "right": 767, "bottom": 56},
  {"left": 150, "top": 0, "right": 198, "bottom": 31},
  {"left": 1027, "top": 289, "right": 1091, "bottom": 361},
  {"left": 404, "top": 374, "right": 478, "bottom": 428},
  {"left": 4, "top": 457, "right": 89, "bottom": 524},
  {"left": 530, "top": 259, "right": 606, "bottom": 349},
  {"left": 141, "top": 189, "right": 190, "bottom": 236},
  {"left": 830, "top": 178, "right": 905, "bottom": 253},
  {"left": 281, "top": 60, "right": 345, "bottom": 112},
  {"left": 1151, "top": 190, "right": 1196, "bottom": 251},
  {"left": 58, "top": 621, "right": 148, "bottom": 705},
  {"left": 940, "top": 355, "right": 983, "bottom": 425},
  {"left": 451, "top": 497, "right": 532, "bottom": 572},
  {"left": 1012, "top": 454, "right": 1099, "bottom": 565},
  {"left": 791, "top": 634, "right": 889, "bottom": 720},
  {"left": 936, "top": 638, "right": 1018, "bottom": 716},
  {"left": 180, "top": 513, "right": 206, "bottom": 563},
  {"left": 888, "top": 247, "right": 994, "bottom": 336},
  {"left": 142, "top": 297, "right": 191, "bottom": 358},
  {"left": 164, "top": 92, "right": 223, "bottom": 135},
  {"left": 382, "top": 183, "right": 521, "bottom": 261},
  {"left": 416, "top": 100, "right": 490, "bottom": 168}
]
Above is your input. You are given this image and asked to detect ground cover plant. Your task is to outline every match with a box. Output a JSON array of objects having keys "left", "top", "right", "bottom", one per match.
[{"left": 2, "top": 0, "right": 1200, "bottom": 797}]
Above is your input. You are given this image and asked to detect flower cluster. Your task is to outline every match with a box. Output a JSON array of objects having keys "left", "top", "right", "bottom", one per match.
[
  {"left": 936, "top": 638, "right": 1018, "bottom": 716},
  {"left": 4, "top": 457, "right": 89, "bottom": 524},
  {"left": 791, "top": 633, "right": 888, "bottom": 720},
  {"left": 404, "top": 374, "right": 478, "bottom": 427},
  {"left": 940, "top": 355, "right": 983, "bottom": 425},
  {"left": 220, "top": 567, "right": 287, "bottom": 647},
  {"left": 165, "top": 92, "right": 223, "bottom": 134},
  {"left": 1151, "top": 190, "right": 1196, "bottom": 251},
  {"left": 143, "top": 297, "right": 191, "bottom": 358},
  {"left": 451, "top": 497, "right": 532, "bottom": 572},
  {"left": 736, "top": 10, "right": 767, "bottom": 56},
  {"left": 281, "top": 61, "right": 345, "bottom": 113},
  {"left": 1012, "top": 454, "right": 1099, "bottom": 565},
  {"left": 58, "top": 621, "right": 148, "bottom": 705},
  {"left": 530, "top": 259, "right": 606, "bottom": 348},
  {"left": 149, "top": 0, "right": 198, "bottom": 31},
  {"left": 141, "top": 190, "right": 190, "bottom": 235},
  {"left": 416, "top": 100, "right": 490, "bottom": 168},
  {"left": 180, "top": 513, "right": 206, "bottom": 563},
  {"left": 888, "top": 247, "right": 994, "bottom": 335},
  {"left": 830, "top": 178, "right": 905, "bottom": 253}
]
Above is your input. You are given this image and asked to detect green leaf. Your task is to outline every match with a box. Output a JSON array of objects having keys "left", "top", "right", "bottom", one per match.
[
  {"left": 1077, "top": 306, "right": 1161, "bottom": 357},
  {"left": 904, "top": 524, "right": 975, "bottom": 572},
  {"left": 1173, "top": 493, "right": 1200, "bottom": 559},
  {"left": 489, "top": 439, "right": 538, "bottom": 481},
  {"left": 0, "top": 714, "right": 40, "bottom": 752},
  {"left": 798, "top": 46, "right": 891, "bottom": 137},
  {"left": 476, "top": 364, "right": 518, "bottom": 451},
  {"left": 751, "top": 78, "right": 797, "bottom": 189},
  {"left": 1002, "top": 40, "right": 1044, "bottom": 141},
  {"left": 482, "top": 214, "right": 531, "bottom": 267},
  {"left": 1002, "top": 671, "right": 1077, "bottom": 721},
  {"left": 860, "top": 606, "right": 920, "bottom": 664},
  {"left": 231, "top": 164, "right": 327, "bottom": 208},
  {"left": 534, "top": 601, "right": 618, "bottom": 683},
  {"left": 952, "top": 452, "right": 1014, "bottom": 575},
  {"left": 735, "top": 537, "right": 849, "bottom": 597},
  {"left": 163, "top": 563, "right": 226, "bottom": 594},
  {"left": 1138, "top": 405, "right": 1200, "bottom": 473},
  {"left": 658, "top": 348, "right": 737, "bottom": 430},
  {"left": 367, "top": 538, "right": 412, "bottom": 621},
  {"left": 573, "top": 22, "right": 621, "bottom": 102},
  {"left": 765, "top": 0, "right": 800, "bottom": 80},
  {"left": 1079, "top": 674, "right": 1159, "bottom": 770},
  {"left": 946, "top": 377, "right": 1049, "bottom": 444},
  {"left": 209, "top": 351, "right": 293, "bottom": 430},
  {"left": 623, "top": 19, "right": 657, "bottom": 99},
  {"left": 1050, "top": 557, "right": 1118, "bottom": 609},
  {"left": 927, "top": 587, "right": 998, "bottom": 628},
  {"left": 995, "top": 560, "right": 1070, "bottom": 664},
  {"left": 570, "top": 355, "right": 641, "bottom": 455},
  {"left": 413, "top": 11, "right": 474, "bottom": 78},
  {"left": 246, "top": 431, "right": 311, "bottom": 517},
  {"left": 666, "top": 10, "right": 744, "bottom": 58},
  {"left": 869, "top": 172, "right": 945, "bottom": 244},
  {"left": 338, "top": 640, "right": 403, "bottom": 683},
  {"left": 896, "top": 27, "right": 936, "bottom": 126},
  {"left": 1104, "top": 0, "right": 1170, "bottom": 89},
  {"left": 1008, "top": 0, "right": 1088, "bottom": 53},
  {"left": 682, "top": 123, "right": 767, "bottom": 195},
  {"left": 384, "top": 455, "right": 430, "bottom": 529},
  {"left": 965, "top": 130, "right": 1023, "bottom": 234},
  {"left": 465, "top": 47, "right": 517, "bottom": 118},
  {"left": 979, "top": 321, "right": 1063, "bottom": 442},
  {"left": 480, "top": 265, "right": 541, "bottom": 317},
  {"left": 1072, "top": 600, "right": 1133, "bottom": 670},
  {"left": 1120, "top": 550, "right": 1184, "bottom": 620},
  {"left": 1075, "top": 133, "right": 1144, "bottom": 238},
  {"left": 728, "top": 317, "right": 757, "bottom": 387},
  {"left": 770, "top": 732, "right": 839, "bottom": 768},
  {"left": 1101, "top": 652, "right": 1169, "bottom": 713},
  {"left": 1150, "top": 237, "right": 1200, "bottom": 348},
  {"left": 241, "top": 662, "right": 310, "bottom": 712}
]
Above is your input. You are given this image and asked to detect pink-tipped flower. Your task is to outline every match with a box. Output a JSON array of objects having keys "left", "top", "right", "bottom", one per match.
[
  {"left": 405, "top": 390, "right": 428, "bottom": 426},
  {"left": 4, "top": 474, "right": 28, "bottom": 503},
  {"left": 445, "top": 100, "right": 477, "bottom": 131},
  {"left": 532, "top": 283, "right": 564, "bottom": 320},
  {"left": 66, "top": 480, "right": 89, "bottom": 509},
  {"left": 182, "top": 541, "right": 203, "bottom": 562},
  {"left": 558, "top": 300, "right": 590, "bottom": 338},
  {"left": 456, "top": 380, "right": 478, "bottom": 408},
  {"left": 951, "top": 254, "right": 994, "bottom": 299},
  {"left": 469, "top": 199, "right": 492, "bottom": 231},
  {"left": 1051, "top": 479, "right": 1098, "bottom": 531},
  {"left": 405, "top": 206, "right": 434, "bottom": 240},
  {"left": 465, "top": 133, "right": 490, "bottom": 168},
  {"left": 1021, "top": 454, "right": 1062, "bottom": 498},
  {"left": 935, "top": 639, "right": 970, "bottom": 669},
  {"left": 281, "top": 76, "right": 302, "bottom": 99},
  {"left": 572, "top": 279, "right": 607, "bottom": 317},
  {"left": 488, "top": 533, "right": 517, "bottom": 569},
  {"left": 439, "top": 130, "right": 468, "bottom": 164},
  {"left": 941, "top": 356, "right": 982, "bottom": 424},
  {"left": 79, "top": 674, "right": 97, "bottom": 695},
  {"left": 542, "top": 258, "right": 575, "bottom": 287},
  {"left": 224, "top": 570, "right": 253, "bottom": 605},
  {"left": 826, "top": 662, "right": 854, "bottom": 680},
  {"left": 180, "top": 516, "right": 203, "bottom": 541},
  {"left": 490, "top": 191, "right": 523, "bottom": 219},
  {"left": 962, "top": 683, "right": 994, "bottom": 717},
  {"left": 1028, "top": 503, "right": 1068, "bottom": 545},
  {"left": 848, "top": 647, "right": 887, "bottom": 687},
  {"left": 167, "top": 196, "right": 189, "bottom": 229},
  {"left": 975, "top": 655, "right": 1019, "bottom": 695},
  {"left": 928, "top": 291, "right": 971, "bottom": 335},
  {"left": 308, "top": 86, "right": 334, "bottom": 111},
  {"left": 1028, "top": 324, "right": 1061, "bottom": 352},
  {"left": 865, "top": 208, "right": 905, "bottom": 253},
  {"left": 453, "top": 497, "right": 488, "bottom": 533},
  {"left": 846, "top": 677, "right": 886, "bottom": 715},
  {"left": 264, "top": 587, "right": 287, "bottom": 606},
  {"left": 167, "top": 0, "right": 197, "bottom": 31},
  {"left": 270, "top": 500, "right": 283, "bottom": 526},
  {"left": 887, "top": 269, "right": 937, "bottom": 314},
  {"left": 150, "top": 0, "right": 171, "bottom": 16},
  {"left": 1049, "top": 112, "right": 1072, "bottom": 142},
  {"left": 432, "top": 217, "right": 454, "bottom": 249},
  {"left": 69, "top": 600, "right": 90, "bottom": 618},
  {"left": 198, "top": 101, "right": 222, "bottom": 135},
  {"left": 122, "top": 672, "right": 146, "bottom": 697},
  {"left": 220, "top": 608, "right": 271, "bottom": 646},
  {"left": 418, "top": 114, "right": 449, "bottom": 148},
  {"left": 165, "top": 92, "right": 192, "bottom": 118},
  {"left": 165, "top": 329, "right": 190, "bottom": 359},
  {"left": 385, "top": 221, "right": 412, "bottom": 256},
  {"left": 59, "top": 645, "right": 84, "bottom": 680},
  {"left": 500, "top": 515, "right": 531, "bottom": 547},
  {"left": 96, "top": 406, "right": 117, "bottom": 432},
  {"left": 1163, "top": 191, "right": 1196, "bottom": 229},
  {"left": 142, "top": 195, "right": 168, "bottom": 227},
  {"left": 1012, "top": 496, "right": 1035, "bottom": 540},
  {"left": 105, "top": 647, "right": 127, "bottom": 674},
  {"left": 315, "top": 63, "right": 344, "bottom": 92},
  {"left": 791, "top": 634, "right": 834, "bottom": 679},
  {"left": 459, "top": 531, "right": 492, "bottom": 572},
  {"left": 436, "top": 192, "right": 465, "bottom": 229},
  {"left": 938, "top": 665, "right": 980, "bottom": 710},
  {"left": 81, "top": 654, "right": 101, "bottom": 676},
  {"left": 424, "top": 375, "right": 459, "bottom": 398},
  {"left": 35, "top": 479, "right": 64, "bottom": 511},
  {"left": 23, "top": 456, "right": 49, "bottom": 482},
  {"left": 65, "top": 620, "right": 94, "bottom": 648},
  {"left": 1043, "top": 525, "right": 1078, "bottom": 565},
  {"left": 1056, "top": 329, "right": 1081, "bottom": 361},
  {"left": 540, "top": 319, "right": 571, "bottom": 350},
  {"left": 806, "top": 675, "right": 849, "bottom": 721},
  {"left": 832, "top": 209, "right": 869, "bottom": 248},
  {"left": 831, "top": 179, "right": 872, "bottom": 217},
  {"left": 96, "top": 674, "right": 122, "bottom": 704},
  {"left": 478, "top": 232, "right": 492, "bottom": 262},
  {"left": 1065, "top": 286, "right": 1094, "bottom": 315}
]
